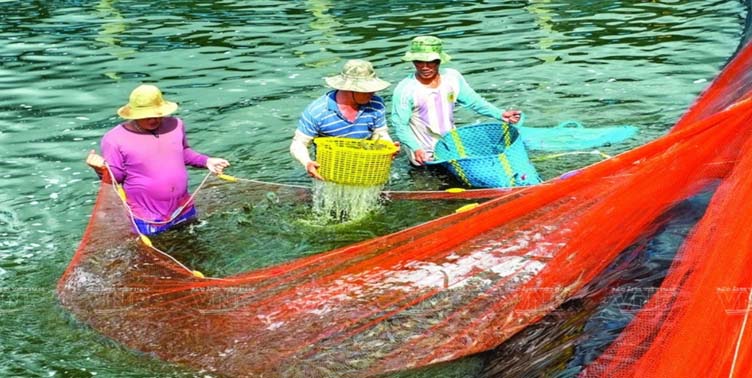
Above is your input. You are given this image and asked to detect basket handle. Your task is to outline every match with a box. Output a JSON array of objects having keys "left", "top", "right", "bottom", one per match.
[
  {"left": 448, "top": 129, "right": 467, "bottom": 158},
  {"left": 499, "top": 122, "right": 514, "bottom": 149}
]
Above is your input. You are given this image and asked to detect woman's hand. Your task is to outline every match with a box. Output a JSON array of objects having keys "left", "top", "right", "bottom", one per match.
[
  {"left": 85, "top": 150, "right": 105, "bottom": 169},
  {"left": 207, "top": 157, "right": 230, "bottom": 174}
]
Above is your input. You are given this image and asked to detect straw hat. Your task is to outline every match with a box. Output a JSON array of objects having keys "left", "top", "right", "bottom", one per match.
[
  {"left": 324, "top": 59, "right": 390, "bottom": 93},
  {"left": 117, "top": 84, "right": 178, "bottom": 120},
  {"left": 402, "top": 36, "right": 452, "bottom": 63}
]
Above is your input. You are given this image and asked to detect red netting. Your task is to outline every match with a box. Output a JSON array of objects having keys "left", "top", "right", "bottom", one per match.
[
  {"left": 58, "top": 41, "right": 752, "bottom": 378},
  {"left": 578, "top": 35, "right": 752, "bottom": 378}
]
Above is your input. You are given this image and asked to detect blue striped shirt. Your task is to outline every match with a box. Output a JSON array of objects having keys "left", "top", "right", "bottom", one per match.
[{"left": 297, "top": 90, "right": 387, "bottom": 139}]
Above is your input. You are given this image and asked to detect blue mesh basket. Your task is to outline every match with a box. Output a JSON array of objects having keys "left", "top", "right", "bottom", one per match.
[{"left": 427, "top": 123, "right": 541, "bottom": 188}]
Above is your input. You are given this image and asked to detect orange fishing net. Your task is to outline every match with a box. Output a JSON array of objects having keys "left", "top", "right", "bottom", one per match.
[
  {"left": 578, "top": 36, "right": 752, "bottom": 378},
  {"left": 58, "top": 41, "right": 752, "bottom": 378}
]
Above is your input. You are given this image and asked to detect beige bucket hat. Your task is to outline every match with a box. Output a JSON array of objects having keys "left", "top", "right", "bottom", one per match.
[
  {"left": 117, "top": 84, "right": 178, "bottom": 120},
  {"left": 402, "top": 36, "right": 452, "bottom": 63},
  {"left": 324, "top": 59, "right": 390, "bottom": 93}
]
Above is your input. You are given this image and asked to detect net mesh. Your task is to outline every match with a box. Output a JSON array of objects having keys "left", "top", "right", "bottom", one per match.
[
  {"left": 578, "top": 28, "right": 752, "bottom": 378},
  {"left": 58, "top": 39, "right": 752, "bottom": 378},
  {"left": 517, "top": 120, "right": 638, "bottom": 152}
]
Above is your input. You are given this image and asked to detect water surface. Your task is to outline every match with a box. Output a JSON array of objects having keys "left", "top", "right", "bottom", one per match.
[{"left": 0, "top": 1, "right": 744, "bottom": 376}]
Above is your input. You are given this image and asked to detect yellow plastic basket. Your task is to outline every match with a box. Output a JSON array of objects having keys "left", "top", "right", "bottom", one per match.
[{"left": 314, "top": 137, "right": 398, "bottom": 186}]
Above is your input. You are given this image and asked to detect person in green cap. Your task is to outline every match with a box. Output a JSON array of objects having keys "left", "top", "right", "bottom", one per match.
[
  {"left": 391, "top": 35, "right": 522, "bottom": 166},
  {"left": 290, "top": 59, "right": 398, "bottom": 180}
]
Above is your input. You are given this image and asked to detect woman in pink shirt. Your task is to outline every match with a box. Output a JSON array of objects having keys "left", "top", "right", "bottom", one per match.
[{"left": 86, "top": 84, "right": 230, "bottom": 235}]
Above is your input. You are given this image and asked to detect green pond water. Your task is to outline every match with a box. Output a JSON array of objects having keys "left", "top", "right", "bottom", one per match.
[{"left": 0, "top": 0, "right": 745, "bottom": 377}]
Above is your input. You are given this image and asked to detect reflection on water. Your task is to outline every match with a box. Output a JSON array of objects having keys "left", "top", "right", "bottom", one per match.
[
  {"left": 527, "top": 0, "right": 557, "bottom": 62},
  {"left": 303, "top": 0, "right": 342, "bottom": 68},
  {"left": 0, "top": 1, "right": 745, "bottom": 377},
  {"left": 95, "top": 0, "right": 136, "bottom": 75}
]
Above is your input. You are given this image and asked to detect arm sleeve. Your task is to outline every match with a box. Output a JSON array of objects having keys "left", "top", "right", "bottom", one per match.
[
  {"left": 391, "top": 80, "right": 422, "bottom": 151},
  {"left": 180, "top": 122, "right": 210, "bottom": 168},
  {"left": 455, "top": 70, "right": 504, "bottom": 121},
  {"left": 370, "top": 96, "right": 392, "bottom": 142},
  {"left": 297, "top": 104, "right": 319, "bottom": 137},
  {"left": 372, "top": 96, "right": 388, "bottom": 131},
  {"left": 290, "top": 130, "right": 314, "bottom": 167},
  {"left": 100, "top": 136, "right": 125, "bottom": 184}
]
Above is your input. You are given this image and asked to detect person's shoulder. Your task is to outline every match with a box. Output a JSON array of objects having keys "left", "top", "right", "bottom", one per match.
[
  {"left": 300, "top": 92, "right": 332, "bottom": 125},
  {"left": 370, "top": 94, "right": 386, "bottom": 106},
  {"left": 393, "top": 74, "right": 418, "bottom": 92},
  {"left": 161, "top": 116, "right": 182, "bottom": 133},
  {"left": 441, "top": 68, "right": 465, "bottom": 88},
  {"left": 102, "top": 123, "right": 126, "bottom": 139},
  {"left": 304, "top": 92, "right": 331, "bottom": 112},
  {"left": 100, "top": 123, "right": 129, "bottom": 148},
  {"left": 363, "top": 95, "right": 386, "bottom": 112}
]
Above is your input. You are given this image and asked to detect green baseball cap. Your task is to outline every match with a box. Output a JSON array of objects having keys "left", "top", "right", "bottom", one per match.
[{"left": 402, "top": 36, "right": 452, "bottom": 63}]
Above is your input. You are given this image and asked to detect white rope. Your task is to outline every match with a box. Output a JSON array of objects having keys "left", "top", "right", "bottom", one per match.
[
  {"left": 234, "top": 176, "right": 309, "bottom": 189},
  {"left": 531, "top": 149, "right": 611, "bottom": 163},
  {"left": 729, "top": 287, "right": 752, "bottom": 378}
]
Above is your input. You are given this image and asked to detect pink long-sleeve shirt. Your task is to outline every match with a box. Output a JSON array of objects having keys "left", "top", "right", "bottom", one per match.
[{"left": 100, "top": 117, "right": 208, "bottom": 221}]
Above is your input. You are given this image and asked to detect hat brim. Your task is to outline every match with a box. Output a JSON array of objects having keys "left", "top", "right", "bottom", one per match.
[
  {"left": 402, "top": 51, "right": 451, "bottom": 63},
  {"left": 117, "top": 101, "right": 178, "bottom": 120},
  {"left": 324, "top": 76, "right": 391, "bottom": 93}
]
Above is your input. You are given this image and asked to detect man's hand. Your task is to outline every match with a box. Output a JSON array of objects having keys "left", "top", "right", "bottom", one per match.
[
  {"left": 85, "top": 150, "right": 105, "bottom": 169},
  {"left": 414, "top": 149, "right": 431, "bottom": 165},
  {"left": 392, "top": 141, "right": 401, "bottom": 159},
  {"left": 502, "top": 109, "right": 522, "bottom": 124},
  {"left": 306, "top": 161, "right": 324, "bottom": 180},
  {"left": 207, "top": 157, "right": 230, "bottom": 174}
]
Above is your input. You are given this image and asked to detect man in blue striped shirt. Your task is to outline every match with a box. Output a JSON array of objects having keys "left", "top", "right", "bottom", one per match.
[{"left": 290, "top": 59, "right": 396, "bottom": 180}]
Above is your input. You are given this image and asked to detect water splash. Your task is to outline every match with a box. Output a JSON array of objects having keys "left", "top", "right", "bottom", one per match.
[{"left": 311, "top": 180, "right": 384, "bottom": 223}]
